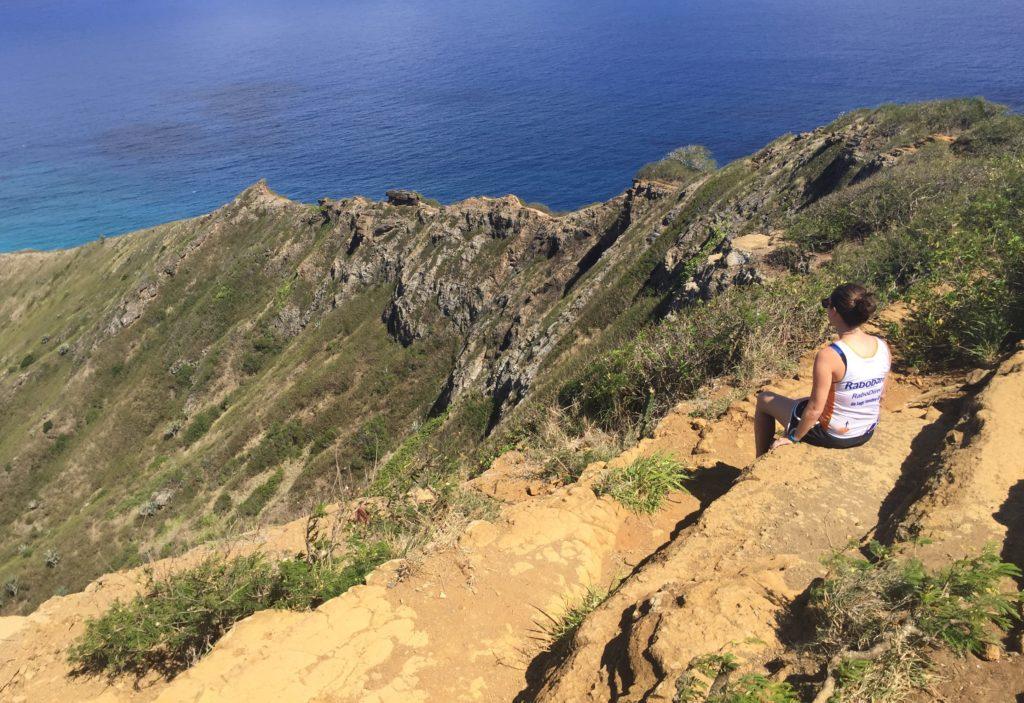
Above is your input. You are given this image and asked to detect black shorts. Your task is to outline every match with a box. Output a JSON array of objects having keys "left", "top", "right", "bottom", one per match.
[{"left": 787, "top": 399, "right": 873, "bottom": 449}]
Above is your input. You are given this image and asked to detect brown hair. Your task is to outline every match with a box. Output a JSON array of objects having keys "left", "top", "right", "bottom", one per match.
[{"left": 828, "top": 283, "right": 877, "bottom": 327}]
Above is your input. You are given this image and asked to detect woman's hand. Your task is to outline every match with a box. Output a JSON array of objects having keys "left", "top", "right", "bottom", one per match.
[{"left": 771, "top": 437, "right": 794, "bottom": 450}]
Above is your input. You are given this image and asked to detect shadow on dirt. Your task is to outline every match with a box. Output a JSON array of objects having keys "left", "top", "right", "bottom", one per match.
[
  {"left": 512, "top": 461, "right": 742, "bottom": 703},
  {"left": 873, "top": 393, "right": 966, "bottom": 544}
]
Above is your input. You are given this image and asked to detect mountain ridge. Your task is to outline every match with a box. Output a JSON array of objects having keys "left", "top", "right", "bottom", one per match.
[{"left": 1, "top": 97, "right": 1021, "bottom": 624}]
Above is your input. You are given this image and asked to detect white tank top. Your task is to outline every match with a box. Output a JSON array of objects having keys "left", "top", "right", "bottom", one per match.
[{"left": 820, "top": 337, "right": 890, "bottom": 438}]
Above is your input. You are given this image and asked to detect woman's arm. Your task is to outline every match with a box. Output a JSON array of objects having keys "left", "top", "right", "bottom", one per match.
[{"left": 782, "top": 347, "right": 840, "bottom": 444}]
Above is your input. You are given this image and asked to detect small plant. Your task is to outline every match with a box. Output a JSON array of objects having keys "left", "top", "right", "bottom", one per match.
[
  {"left": 807, "top": 543, "right": 1021, "bottom": 702},
  {"left": 4, "top": 578, "right": 19, "bottom": 598},
  {"left": 236, "top": 468, "right": 284, "bottom": 517},
  {"left": 42, "top": 419, "right": 54, "bottom": 434},
  {"left": 674, "top": 653, "right": 797, "bottom": 703},
  {"left": 540, "top": 446, "right": 611, "bottom": 484},
  {"left": 19, "top": 353, "right": 36, "bottom": 369},
  {"left": 542, "top": 586, "right": 609, "bottom": 643},
  {"left": 44, "top": 548, "right": 60, "bottom": 568},
  {"left": 212, "top": 492, "right": 232, "bottom": 515},
  {"left": 597, "top": 453, "right": 690, "bottom": 513},
  {"left": 181, "top": 405, "right": 222, "bottom": 445},
  {"left": 246, "top": 420, "right": 310, "bottom": 475}
]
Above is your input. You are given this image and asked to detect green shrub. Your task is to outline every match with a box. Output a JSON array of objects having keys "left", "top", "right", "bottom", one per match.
[
  {"left": 540, "top": 447, "right": 612, "bottom": 484},
  {"left": 351, "top": 416, "right": 390, "bottom": 469},
  {"left": 42, "top": 419, "right": 53, "bottom": 434},
  {"left": 239, "top": 330, "right": 283, "bottom": 375},
  {"left": 637, "top": 145, "right": 718, "bottom": 183},
  {"left": 808, "top": 544, "right": 1021, "bottom": 701},
  {"left": 212, "top": 492, "right": 232, "bottom": 515},
  {"left": 19, "top": 353, "right": 36, "bottom": 369},
  {"left": 542, "top": 586, "right": 609, "bottom": 643},
  {"left": 181, "top": 405, "right": 223, "bottom": 446},
  {"left": 247, "top": 420, "right": 309, "bottom": 474},
  {"left": 893, "top": 158, "right": 1024, "bottom": 367},
  {"left": 236, "top": 468, "right": 284, "bottom": 517},
  {"left": 67, "top": 540, "right": 390, "bottom": 678},
  {"left": 675, "top": 654, "right": 798, "bottom": 703},
  {"left": 308, "top": 427, "right": 338, "bottom": 457},
  {"left": 370, "top": 415, "right": 446, "bottom": 497},
  {"left": 523, "top": 201, "right": 555, "bottom": 215},
  {"left": 597, "top": 453, "right": 689, "bottom": 513}
]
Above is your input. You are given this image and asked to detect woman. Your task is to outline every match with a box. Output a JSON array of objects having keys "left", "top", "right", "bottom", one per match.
[{"left": 754, "top": 283, "right": 890, "bottom": 457}]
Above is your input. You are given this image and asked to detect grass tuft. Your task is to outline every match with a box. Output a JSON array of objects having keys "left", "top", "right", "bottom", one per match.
[
  {"left": 542, "top": 586, "right": 609, "bottom": 644},
  {"left": 597, "top": 453, "right": 690, "bottom": 514},
  {"left": 807, "top": 543, "right": 1021, "bottom": 701}
]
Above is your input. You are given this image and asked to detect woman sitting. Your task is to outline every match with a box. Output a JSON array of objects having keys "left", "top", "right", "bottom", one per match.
[{"left": 754, "top": 283, "right": 890, "bottom": 457}]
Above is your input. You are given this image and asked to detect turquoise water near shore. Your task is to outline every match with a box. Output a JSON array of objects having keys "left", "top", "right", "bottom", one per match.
[{"left": 1, "top": 0, "right": 1023, "bottom": 252}]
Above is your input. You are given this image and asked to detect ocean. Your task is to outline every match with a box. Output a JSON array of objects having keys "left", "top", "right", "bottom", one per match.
[{"left": 2, "top": 0, "right": 1023, "bottom": 252}]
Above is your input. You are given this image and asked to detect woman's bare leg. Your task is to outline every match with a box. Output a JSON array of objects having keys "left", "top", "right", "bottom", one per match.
[{"left": 754, "top": 391, "right": 799, "bottom": 457}]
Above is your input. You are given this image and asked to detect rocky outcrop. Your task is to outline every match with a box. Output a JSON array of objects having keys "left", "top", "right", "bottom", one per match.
[
  {"left": 385, "top": 189, "right": 423, "bottom": 206},
  {"left": 310, "top": 181, "right": 676, "bottom": 419},
  {"left": 652, "top": 119, "right": 963, "bottom": 308}
]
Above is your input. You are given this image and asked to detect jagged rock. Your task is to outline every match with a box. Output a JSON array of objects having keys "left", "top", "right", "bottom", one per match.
[
  {"left": 385, "top": 189, "right": 421, "bottom": 206},
  {"left": 138, "top": 489, "right": 174, "bottom": 517}
]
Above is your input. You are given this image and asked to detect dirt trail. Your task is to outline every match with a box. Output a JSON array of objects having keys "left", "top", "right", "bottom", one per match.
[
  {"left": 890, "top": 348, "right": 1024, "bottom": 567},
  {"left": 894, "top": 348, "right": 1024, "bottom": 703},
  {"left": 0, "top": 348, "right": 992, "bottom": 703},
  {"left": 532, "top": 368, "right": 959, "bottom": 701}
]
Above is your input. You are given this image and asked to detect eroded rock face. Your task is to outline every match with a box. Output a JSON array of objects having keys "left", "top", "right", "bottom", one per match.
[{"left": 310, "top": 181, "right": 674, "bottom": 419}]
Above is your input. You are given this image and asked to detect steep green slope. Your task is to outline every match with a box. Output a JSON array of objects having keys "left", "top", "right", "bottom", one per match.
[{"left": 1, "top": 98, "right": 1022, "bottom": 614}]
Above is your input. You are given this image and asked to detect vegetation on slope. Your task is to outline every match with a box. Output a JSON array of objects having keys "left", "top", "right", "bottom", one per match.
[
  {"left": 68, "top": 513, "right": 391, "bottom": 678},
  {"left": 2, "top": 98, "right": 1023, "bottom": 619},
  {"left": 672, "top": 545, "right": 1021, "bottom": 703},
  {"left": 807, "top": 544, "right": 1020, "bottom": 702},
  {"left": 546, "top": 105, "right": 1024, "bottom": 439}
]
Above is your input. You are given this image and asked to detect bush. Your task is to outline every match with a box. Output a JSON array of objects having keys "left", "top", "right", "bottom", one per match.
[
  {"left": 19, "top": 353, "right": 36, "bottom": 369},
  {"left": 597, "top": 453, "right": 689, "bottom": 513},
  {"left": 369, "top": 415, "right": 446, "bottom": 497},
  {"left": 675, "top": 654, "right": 798, "bottom": 703},
  {"left": 637, "top": 145, "right": 717, "bottom": 183},
  {"left": 808, "top": 544, "right": 1021, "bottom": 701},
  {"left": 308, "top": 427, "right": 339, "bottom": 457},
  {"left": 236, "top": 468, "right": 284, "bottom": 517},
  {"left": 67, "top": 539, "right": 391, "bottom": 678},
  {"left": 559, "top": 276, "right": 829, "bottom": 434},
  {"left": 892, "top": 158, "right": 1024, "bottom": 367},
  {"left": 247, "top": 420, "right": 310, "bottom": 474},
  {"left": 181, "top": 405, "right": 223, "bottom": 446},
  {"left": 239, "top": 330, "right": 283, "bottom": 375},
  {"left": 212, "top": 492, "right": 232, "bottom": 515},
  {"left": 540, "top": 446, "right": 611, "bottom": 484}
]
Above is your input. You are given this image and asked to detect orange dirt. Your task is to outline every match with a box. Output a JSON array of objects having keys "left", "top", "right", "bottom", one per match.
[{"left": 2, "top": 346, "right": 1022, "bottom": 703}]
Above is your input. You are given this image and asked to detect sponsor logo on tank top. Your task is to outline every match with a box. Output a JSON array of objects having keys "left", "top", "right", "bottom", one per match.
[{"left": 840, "top": 377, "right": 884, "bottom": 391}]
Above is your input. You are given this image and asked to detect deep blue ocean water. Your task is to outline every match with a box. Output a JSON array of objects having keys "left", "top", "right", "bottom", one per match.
[{"left": 2, "top": 0, "right": 1023, "bottom": 252}]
